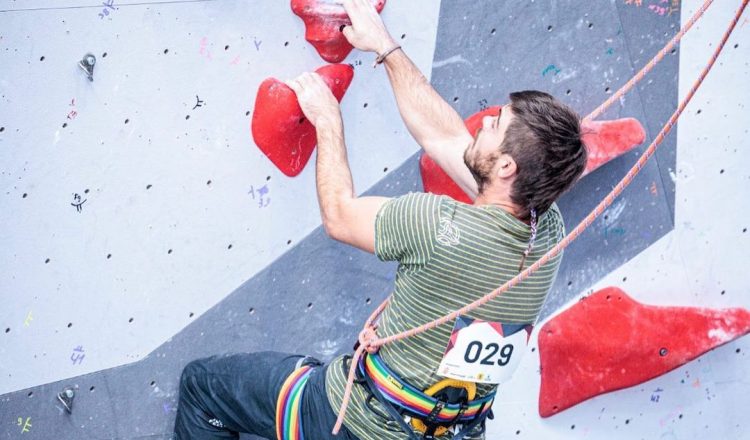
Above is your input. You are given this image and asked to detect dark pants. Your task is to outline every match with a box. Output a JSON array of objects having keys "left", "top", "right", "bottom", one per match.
[{"left": 173, "top": 351, "right": 359, "bottom": 440}]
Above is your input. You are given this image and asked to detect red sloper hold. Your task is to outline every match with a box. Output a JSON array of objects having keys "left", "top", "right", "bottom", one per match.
[
  {"left": 291, "top": 0, "right": 386, "bottom": 63},
  {"left": 582, "top": 117, "right": 646, "bottom": 174},
  {"left": 419, "top": 106, "right": 645, "bottom": 203},
  {"left": 537, "top": 287, "right": 750, "bottom": 417},
  {"left": 251, "top": 64, "right": 354, "bottom": 177}
]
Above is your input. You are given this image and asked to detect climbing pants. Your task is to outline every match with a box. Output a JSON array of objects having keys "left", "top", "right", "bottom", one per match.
[{"left": 173, "top": 351, "right": 359, "bottom": 440}]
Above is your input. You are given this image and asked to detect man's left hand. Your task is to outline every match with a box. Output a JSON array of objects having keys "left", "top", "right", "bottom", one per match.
[{"left": 286, "top": 73, "right": 341, "bottom": 128}]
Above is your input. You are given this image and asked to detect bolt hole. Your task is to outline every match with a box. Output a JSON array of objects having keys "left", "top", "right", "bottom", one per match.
[
  {"left": 150, "top": 380, "right": 156, "bottom": 387},
  {"left": 189, "top": 312, "right": 194, "bottom": 318},
  {"left": 185, "top": 115, "right": 190, "bottom": 120},
  {"left": 249, "top": 307, "right": 255, "bottom": 314},
  {"left": 298, "top": 117, "right": 305, "bottom": 124},
  {"left": 363, "top": 103, "right": 368, "bottom": 108},
  {"left": 102, "top": 52, "right": 107, "bottom": 58},
  {"left": 90, "top": 386, "right": 95, "bottom": 392},
  {"left": 606, "top": 295, "right": 611, "bottom": 300},
  {"left": 45, "top": 258, "right": 50, "bottom": 264},
  {"left": 365, "top": 298, "right": 371, "bottom": 304},
  {"left": 401, "top": 33, "right": 406, "bottom": 39},
  {"left": 383, "top": 167, "right": 388, "bottom": 172},
  {"left": 588, "top": 22, "right": 594, "bottom": 29},
  {"left": 547, "top": 25, "right": 553, "bottom": 31},
  {"left": 266, "top": 176, "right": 271, "bottom": 181},
  {"left": 284, "top": 41, "right": 289, "bottom": 46},
  {"left": 67, "top": 322, "right": 73, "bottom": 328},
  {"left": 23, "top": 193, "right": 28, "bottom": 198},
  {"left": 40, "top": 56, "right": 45, "bottom": 61},
  {"left": 625, "top": 419, "right": 630, "bottom": 424},
  {"left": 63, "top": 122, "right": 68, "bottom": 128},
  {"left": 227, "top": 244, "right": 233, "bottom": 249},
  {"left": 28, "top": 391, "right": 33, "bottom": 397},
  {"left": 207, "top": 180, "right": 212, "bottom": 185},
  {"left": 128, "top": 317, "right": 134, "bottom": 323},
  {"left": 571, "top": 425, "right": 575, "bottom": 430},
  {"left": 168, "top": 249, "right": 173, "bottom": 254},
  {"left": 224, "top": 45, "right": 229, "bottom": 50},
  {"left": 659, "top": 347, "right": 668, "bottom": 356},
  {"left": 565, "top": 89, "right": 571, "bottom": 95},
  {"left": 0, "top": 127, "right": 4, "bottom": 132},
  {"left": 164, "top": 49, "right": 169, "bottom": 54},
  {"left": 287, "top": 239, "right": 292, "bottom": 245},
  {"left": 5, "top": 328, "right": 9, "bottom": 333},
  {"left": 490, "top": 28, "right": 496, "bottom": 35},
  {"left": 124, "top": 119, "right": 129, "bottom": 124},
  {"left": 736, "top": 348, "right": 741, "bottom": 353},
  {"left": 721, "top": 290, "right": 726, "bottom": 295},
  {"left": 107, "top": 254, "right": 112, "bottom": 259},
  {"left": 605, "top": 87, "right": 611, "bottom": 93},
  {"left": 307, "top": 302, "right": 313, "bottom": 310},
  {"left": 697, "top": 109, "right": 702, "bottom": 114},
  {"left": 146, "top": 184, "right": 152, "bottom": 189}
]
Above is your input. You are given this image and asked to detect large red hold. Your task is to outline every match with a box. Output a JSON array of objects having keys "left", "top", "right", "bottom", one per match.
[
  {"left": 537, "top": 287, "right": 750, "bottom": 417},
  {"left": 251, "top": 64, "right": 354, "bottom": 177},
  {"left": 291, "top": 0, "right": 386, "bottom": 63},
  {"left": 419, "top": 106, "right": 645, "bottom": 203}
]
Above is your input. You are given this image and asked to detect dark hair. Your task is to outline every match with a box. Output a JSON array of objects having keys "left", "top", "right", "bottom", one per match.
[{"left": 500, "top": 90, "right": 587, "bottom": 221}]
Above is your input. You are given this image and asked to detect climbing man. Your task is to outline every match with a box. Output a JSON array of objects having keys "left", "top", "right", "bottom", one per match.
[{"left": 172, "top": 0, "right": 586, "bottom": 438}]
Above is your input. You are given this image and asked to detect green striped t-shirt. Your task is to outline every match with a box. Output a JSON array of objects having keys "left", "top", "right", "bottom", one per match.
[{"left": 325, "top": 192, "right": 565, "bottom": 440}]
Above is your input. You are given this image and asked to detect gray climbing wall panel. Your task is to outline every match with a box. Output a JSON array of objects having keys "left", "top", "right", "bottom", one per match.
[{"left": 2, "top": 0, "right": 749, "bottom": 439}]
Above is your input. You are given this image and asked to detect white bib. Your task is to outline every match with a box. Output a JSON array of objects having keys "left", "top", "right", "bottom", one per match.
[{"left": 437, "top": 316, "right": 532, "bottom": 385}]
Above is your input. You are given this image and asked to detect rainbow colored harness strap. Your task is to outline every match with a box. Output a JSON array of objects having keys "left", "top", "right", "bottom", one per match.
[
  {"left": 359, "top": 353, "right": 495, "bottom": 424},
  {"left": 275, "top": 365, "right": 313, "bottom": 440}
]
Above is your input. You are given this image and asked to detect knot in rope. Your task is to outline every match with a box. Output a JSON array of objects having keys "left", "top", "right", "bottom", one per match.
[{"left": 358, "top": 325, "right": 380, "bottom": 354}]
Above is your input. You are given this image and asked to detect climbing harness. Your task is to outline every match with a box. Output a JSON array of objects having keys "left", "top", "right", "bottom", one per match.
[
  {"left": 275, "top": 365, "right": 314, "bottom": 440},
  {"left": 331, "top": 0, "right": 749, "bottom": 435},
  {"left": 355, "top": 353, "right": 493, "bottom": 439}
]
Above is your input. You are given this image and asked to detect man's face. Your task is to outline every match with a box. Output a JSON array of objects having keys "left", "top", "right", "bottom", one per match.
[{"left": 463, "top": 105, "right": 514, "bottom": 190}]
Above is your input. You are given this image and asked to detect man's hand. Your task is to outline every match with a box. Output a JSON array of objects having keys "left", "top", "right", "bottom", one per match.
[
  {"left": 341, "top": 0, "right": 396, "bottom": 55},
  {"left": 286, "top": 72, "right": 342, "bottom": 128}
]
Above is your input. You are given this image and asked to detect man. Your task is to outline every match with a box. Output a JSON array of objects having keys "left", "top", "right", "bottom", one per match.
[{"left": 173, "top": 0, "right": 586, "bottom": 439}]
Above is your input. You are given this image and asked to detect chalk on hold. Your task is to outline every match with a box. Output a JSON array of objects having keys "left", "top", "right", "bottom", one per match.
[
  {"left": 419, "top": 105, "right": 646, "bottom": 203},
  {"left": 537, "top": 286, "right": 750, "bottom": 417},
  {"left": 291, "top": 0, "right": 386, "bottom": 63},
  {"left": 251, "top": 64, "right": 354, "bottom": 177}
]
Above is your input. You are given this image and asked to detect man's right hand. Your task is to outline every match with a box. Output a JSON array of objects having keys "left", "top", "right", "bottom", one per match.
[{"left": 341, "top": 0, "right": 396, "bottom": 55}]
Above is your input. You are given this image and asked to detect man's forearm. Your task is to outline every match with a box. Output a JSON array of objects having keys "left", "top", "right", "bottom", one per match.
[
  {"left": 383, "top": 49, "right": 471, "bottom": 151},
  {"left": 315, "top": 116, "right": 355, "bottom": 231}
]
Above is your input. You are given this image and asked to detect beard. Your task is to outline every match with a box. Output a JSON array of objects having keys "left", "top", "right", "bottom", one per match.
[{"left": 463, "top": 141, "right": 499, "bottom": 194}]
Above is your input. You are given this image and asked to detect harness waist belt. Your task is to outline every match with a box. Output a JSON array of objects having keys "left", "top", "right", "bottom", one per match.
[{"left": 358, "top": 353, "right": 495, "bottom": 424}]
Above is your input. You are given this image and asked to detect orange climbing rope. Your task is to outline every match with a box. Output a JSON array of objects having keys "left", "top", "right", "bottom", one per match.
[{"left": 333, "top": 0, "right": 749, "bottom": 434}]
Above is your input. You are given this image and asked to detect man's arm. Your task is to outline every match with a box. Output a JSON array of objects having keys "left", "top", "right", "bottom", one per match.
[
  {"left": 341, "top": 0, "right": 478, "bottom": 199},
  {"left": 287, "top": 72, "right": 389, "bottom": 254}
]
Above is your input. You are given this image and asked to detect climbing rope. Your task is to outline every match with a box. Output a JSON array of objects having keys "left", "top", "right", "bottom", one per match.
[
  {"left": 585, "top": 0, "right": 715, "bottom": 121},
  {"left": 333, "top": 0, "right": 749, "bottom": 434}
]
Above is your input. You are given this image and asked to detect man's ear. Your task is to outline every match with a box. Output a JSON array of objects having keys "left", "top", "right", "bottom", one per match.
[{"left": 496, "top": 153, "right": 517, "bottom": 179}]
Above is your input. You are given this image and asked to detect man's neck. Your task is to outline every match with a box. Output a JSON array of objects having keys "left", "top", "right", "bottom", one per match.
[{"left": 473, "top": 192, "right": 527, "bottom": 224}]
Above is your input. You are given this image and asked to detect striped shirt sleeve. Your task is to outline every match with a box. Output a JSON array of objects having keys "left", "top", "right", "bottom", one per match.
[{"left": 374, "top": 192, "right": 442, "bottom": 265}]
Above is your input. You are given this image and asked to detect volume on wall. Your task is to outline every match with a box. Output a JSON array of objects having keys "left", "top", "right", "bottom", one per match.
[{"left": 1, "top": 1, "right": 748, "bottom": 440}]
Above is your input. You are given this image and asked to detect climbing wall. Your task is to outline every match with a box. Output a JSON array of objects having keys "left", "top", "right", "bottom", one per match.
[{"left": 1, "top": 0, "right": 748, "bottom": 439}]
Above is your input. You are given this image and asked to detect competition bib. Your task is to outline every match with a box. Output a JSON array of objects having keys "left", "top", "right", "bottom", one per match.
[{"left": 437, "top": 316, "right": 533, "bottom": 384}]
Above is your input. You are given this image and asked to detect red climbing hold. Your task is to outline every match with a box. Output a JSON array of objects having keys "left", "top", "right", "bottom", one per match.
[
  {"left": 291, "top": 0, "right": 386, "bottom": 63},
  {"left": 582, "top": 117, "right": 645, "bottom": 174},
  {"left": 251, "top": 64, "right": 354, "bottom": 177},
  {"left": 537, "top": 287, "right": 750, "bottom": 417},
  {"left": 419, "top": 105, "right": 645, "bottom": 203}
]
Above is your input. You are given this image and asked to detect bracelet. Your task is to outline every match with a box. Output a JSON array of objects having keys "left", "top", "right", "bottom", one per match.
[{"left": 373, "top": 45, "right": 401, "bottom": 68}]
